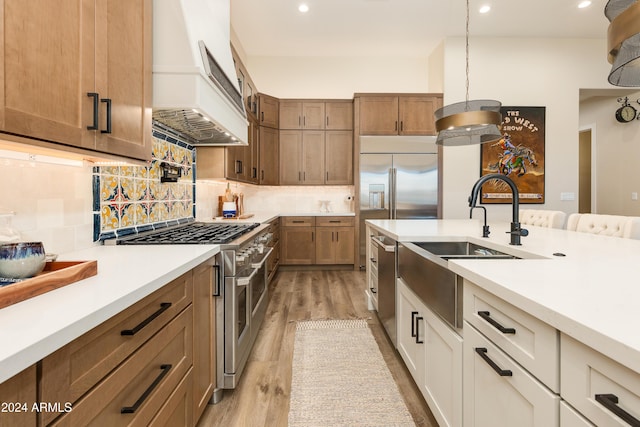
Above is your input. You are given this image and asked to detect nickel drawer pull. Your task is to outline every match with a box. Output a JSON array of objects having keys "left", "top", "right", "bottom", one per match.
[
  {"left": 212, "top": 265, "right": 221, "bottom": 297},
  {"left": 595, "top": 394, "right": 640, "bottom": 426},
  {"left": 121, "top": 364, "right": 172, "bottom": 414},
  {"left": 415, "top": 316, "right": 424, "bottom": 344},
  {"left": 478, "top": 311, "right": 516, "bottom": 334},
  {"left": 411, "top": 311, "right": 419, "bottom": 337},
  {"left": 121, "top": 302, "right": 172, "bottom": 336},
  {"left": 475, "top": 347, "right": 512, "bottom": 376}
]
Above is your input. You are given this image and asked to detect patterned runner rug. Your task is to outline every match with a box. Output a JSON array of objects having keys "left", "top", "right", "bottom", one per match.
[{"left": 288, "top": 319, "right": 415, "bottom": 427}]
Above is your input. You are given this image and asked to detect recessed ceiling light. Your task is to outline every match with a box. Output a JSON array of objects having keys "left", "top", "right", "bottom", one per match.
[
  {"left": 479, "top": 5, "right": 491, "bottom": 14},
  {"left": 578, "top": 1, "right": 591, "bottom": 8},
  {"left": 298, "top": 3, "right": 309, "bottom": 13}
]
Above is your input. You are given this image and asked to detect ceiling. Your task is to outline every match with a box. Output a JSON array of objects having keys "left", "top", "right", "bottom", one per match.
[{"left": 231, "top": 0, "right": 611, "bottom": 58}]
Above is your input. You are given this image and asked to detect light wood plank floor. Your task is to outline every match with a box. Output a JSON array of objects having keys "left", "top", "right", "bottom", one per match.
[{"left": 197, "top": 270, "right": 438, "bottom": 427}]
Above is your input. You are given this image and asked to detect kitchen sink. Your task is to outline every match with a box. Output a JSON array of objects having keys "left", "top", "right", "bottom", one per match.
[{"left": 412, "top": 241, "right": 519, "bottom": 260}]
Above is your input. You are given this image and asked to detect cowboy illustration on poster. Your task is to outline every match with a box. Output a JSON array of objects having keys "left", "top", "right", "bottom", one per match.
[{"left": 480, "top": 106, "right": 545, "bottom": 204}]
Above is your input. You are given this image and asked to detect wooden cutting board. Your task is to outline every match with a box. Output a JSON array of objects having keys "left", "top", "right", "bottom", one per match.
[{"left": 0, "top": 260, "right": 98, "bottom": 309}]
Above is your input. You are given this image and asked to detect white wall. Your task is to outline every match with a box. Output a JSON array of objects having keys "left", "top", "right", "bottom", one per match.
[
  {"left": 243, "top": 55, "right": 430, "bottom": 99},
  {"left": 579, "top": 91, "right": 640, "bottom": 215},
  {"left": 441, "top": 37, "right": 613, "bottom": 221}
]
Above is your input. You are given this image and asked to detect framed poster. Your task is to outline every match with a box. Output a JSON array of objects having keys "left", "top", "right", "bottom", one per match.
[{"left": 479, "top": 106, "right": 545, "bottom": 204}]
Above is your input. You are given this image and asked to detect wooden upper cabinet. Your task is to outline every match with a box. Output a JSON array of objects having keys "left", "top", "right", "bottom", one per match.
[
  {"left": 258, "top": 93, "right": 279, "bottom": 128},
  {"left": 0, "top": 0, "right": 152, "bottom": 161},
  {"left": 280, "top": 100, "right": 352, "bottom": 130},
  {"left": 0, "top": 0, "right": 96, "bottom": 150},
  {"left": 94, "top": 0, "right": 153, "bottom": 161},
  {"left": 325, "top": 101, "right": 353, "bottom": 130},
  {"left": 398, "top": 96, "right": 442, "bottom": 135},
  {"left": 358, "top": 96, "right": 400, "bottom": 135},
  {"left": 357, "top": 94, "right": 443, "bottom": 136},
  {"left": 259, "top": 126, "right": 279, "bottom": 185},
  {"left": 279, "top": 100, "right": 326, "bottom": 129},
  {"left": 279, "top": 130, "right": 325, "bottom": 185},
  {"left": 325, "top": 131, "right": 353, "bottom": 185}
]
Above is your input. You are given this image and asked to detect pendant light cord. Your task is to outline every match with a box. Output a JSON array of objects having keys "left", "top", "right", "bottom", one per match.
[{"left": 465, "top": 0, "right": 470, "bottom": 109}]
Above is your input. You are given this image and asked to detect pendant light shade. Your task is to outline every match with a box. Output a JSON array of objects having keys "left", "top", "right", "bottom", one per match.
[
  {"left": 435, "top": 0, "right": 503, "bottom": 146},
  {"left": 606, "top": 0, "right": 640, "bottom": 86},
  {"left": 435, "top": 100, "right": 502, "bottom": 146}
]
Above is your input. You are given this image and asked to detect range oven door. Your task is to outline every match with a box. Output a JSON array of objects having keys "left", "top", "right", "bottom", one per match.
[{"left": 223, "top": 247, "right": 273, "bottom": 389}]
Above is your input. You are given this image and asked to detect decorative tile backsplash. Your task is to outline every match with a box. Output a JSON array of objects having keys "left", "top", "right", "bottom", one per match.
[{"left": 93, "top": 129, "right": 196, "bottom": 241}]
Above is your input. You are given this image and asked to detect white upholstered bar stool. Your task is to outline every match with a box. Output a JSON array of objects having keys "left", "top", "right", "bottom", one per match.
[
  {"left": 519, "top": 209, "right": 567, "bottom": 229},
  {"left": 566, "top": 213, "right": 640, "bottom": 239}
]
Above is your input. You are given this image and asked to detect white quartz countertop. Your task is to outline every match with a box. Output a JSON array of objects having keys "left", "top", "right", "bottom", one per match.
[
  {"left": 208, "top": 211, "right": 355, "bottom": 224},
  {"left": 367, "top": 219, "right": 640, "bottom": 375},
  {"left": 0, "top": 244, "right": 220, "bottom": 384}
]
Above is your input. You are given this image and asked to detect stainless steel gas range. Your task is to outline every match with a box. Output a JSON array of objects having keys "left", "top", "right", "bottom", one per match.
[{"left": 112, "top": 221, "right": 275, "bottom": 403}]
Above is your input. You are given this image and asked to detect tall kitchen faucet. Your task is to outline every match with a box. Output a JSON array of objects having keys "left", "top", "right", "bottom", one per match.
[{"left": 468, "top": 173, "right": 528, "bottom": 245}]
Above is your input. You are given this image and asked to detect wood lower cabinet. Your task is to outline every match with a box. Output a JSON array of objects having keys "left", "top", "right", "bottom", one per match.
[
  {"left": 315, "top": 217, "right": 354, "bottom": 265},
  {"left": 0, "top": 0, "right": 152, "bottom": 161},
  {"left": 356, "top": 94, "right": 442, "bottom": 136},
  {"left": 281, "top": 216, "right": 354, "bottom": 266},
  {"left": 38, "top": 258, "right": 217, "bottom": 426},
  {"left": 0, "top": 365, "right": 37, "bottom": 427},
  {"left": 281, "top": 217, "right": 316, "bottom": 265},
  {"left": 192, "top": 261, "right": 216, "bottom": 422}
]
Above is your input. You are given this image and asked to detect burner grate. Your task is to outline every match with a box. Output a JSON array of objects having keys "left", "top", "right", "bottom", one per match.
[{"left": 117, "top": 222, "right": 260, "bottom": 245}]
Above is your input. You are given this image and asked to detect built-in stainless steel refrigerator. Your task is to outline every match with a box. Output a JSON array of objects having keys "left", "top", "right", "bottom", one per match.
[{"left": 359, "top": 136, "right": 439, "bottom": 268}]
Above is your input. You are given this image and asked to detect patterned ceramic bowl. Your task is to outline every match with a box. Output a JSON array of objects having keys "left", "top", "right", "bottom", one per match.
[{"left": 0, "top": 242, "right": 46, "bottom": 279}]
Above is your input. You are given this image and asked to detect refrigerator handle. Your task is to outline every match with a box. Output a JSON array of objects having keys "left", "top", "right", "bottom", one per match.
[
  {"left": 389, "top": 167, "right": 396, "bottom": 219},
  {"left": 393, "top": 168, "right": 398, "bottom": 219}
]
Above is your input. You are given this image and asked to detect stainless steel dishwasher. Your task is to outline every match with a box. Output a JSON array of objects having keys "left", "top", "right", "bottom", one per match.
[{"left": 371, "top": 235, "right": 397, "bottom": 346}]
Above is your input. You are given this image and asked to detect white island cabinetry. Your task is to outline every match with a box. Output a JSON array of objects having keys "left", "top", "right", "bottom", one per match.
[{"left": 397, "top": 278, "right": 463, "bottom": 427}]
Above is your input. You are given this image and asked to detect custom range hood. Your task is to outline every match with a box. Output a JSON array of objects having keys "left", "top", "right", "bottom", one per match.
[{"left": 152, "top": 0, "right": 248, "bottom": 146}]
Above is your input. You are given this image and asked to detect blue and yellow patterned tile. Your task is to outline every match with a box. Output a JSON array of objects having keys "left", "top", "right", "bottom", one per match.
[
  {"left": 119, "top": 203, "right": 135, "bottom": 228},
  {"left": 185, "top": 184, "right": 194, "bottom": 202},
  {"left": 119, "top": 176, "right": 135, "bottom": 203},
  {"left": 183, "top": 166, "right": 193, "bottom": 181},
  {"left": 151, "top": 202, "right": 169, "bottom": 222},
  {"left": 100, "top": 204, "right": 120, "bottom": 231},
  {"left": 101, "top": 166, "right": 120, "bottom": 176},
  {"left": 120, "top": 165, "right": 136, "bottom": 178},
  {"left": 134, "top": 203, "right": 151, "bottom": 225},
  {"left": 136, "top": 164, "right": 149, "bottom": 180},
  {"left": 148, "top": 160, "right": 160, "bottom": 180},
  {"left": 152, "top": 139, "right": 170, "bottom": 161},
  {"left": 170, "top": 144, "right": 186, "bottom": 166},
  {"left": 131, "top": 178, "right": 148, "bottom": 202},
  {"left": 100, "top": 175, "right": 119, "bottom": 204}
]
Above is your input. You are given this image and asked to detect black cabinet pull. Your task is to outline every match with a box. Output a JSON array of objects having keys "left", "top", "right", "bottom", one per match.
[
  {"left": 212, "top": 265, "right": 221, "bottom": 297},
  {"left": 478, "top": 311, "right": 516, "bottom": 334},
  {"left": 261, "top": 111, "right": 264, "bottom": 122},
  {"left": 121, "top": 302, "right": 171, "bottom": 336},
  {"left": 121, "top": 364, "right": 172, "bottom": 414},
  {"left": 252, "top": 167, "right": 257, "bottom": 179},
  {"left": 292, "top": 220, "right": 305, "bottom": 223},
  {"left": 100, "top": 98, "right": 112, "bottom": 134},
  {"left": 595, "top": 394, "right": 640, "bottom": 426},
  {"left": 87, "top": 93, "right": 99, "bottom": 130},
  {"left": 400, "top": 121, "right": 404, "bottom": 131},
  {"left": 395, "top": 121, "right": 398, "bottom": 131},
  {"left": 411, "top": 311, "right": 418, "bottom": 337},
  {"left": 261, "top": 170, "right": 265, "bottom": 181},
  {"left": 475, "top": 347, "right": 512, "bottom": 376},
  {"left": 370, "top": 287, "right": 377, "bottom": 294},
  {"left": 369, "top": 257, "right": 377, "bottom": 264},
  {"left": 415, "top": 316, "right": 424, "bottom": 344},
  {"left": 329, "top": 220, "right": 341, "bottom": 223},
  {"left": 336, "top": 231, "right": 339, "bottom": 242}
]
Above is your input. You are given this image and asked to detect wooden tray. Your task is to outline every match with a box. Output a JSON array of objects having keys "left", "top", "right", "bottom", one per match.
[{"left": 0, "top": 260, "right": 98, "bottom": 310}]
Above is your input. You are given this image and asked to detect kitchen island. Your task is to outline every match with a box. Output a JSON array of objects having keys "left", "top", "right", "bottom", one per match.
[{"left": 366, "top": 218, "right": 640, "bottom": 427}]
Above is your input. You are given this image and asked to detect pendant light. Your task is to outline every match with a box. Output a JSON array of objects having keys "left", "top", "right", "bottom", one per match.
[
  {"left": 606, "top": 0, "right": 640, "bottom": 86},
  {"left": 435, "top": 0, "right": 502, "bottom": 146}
]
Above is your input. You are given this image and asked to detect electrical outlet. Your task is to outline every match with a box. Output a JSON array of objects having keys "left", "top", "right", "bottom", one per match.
[
  {"left": 632, "top": 192, "right": 638, "bottom": 201},
  {"left": 560, "top": 192, "right": 575, "bottom": 201}
]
